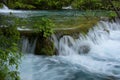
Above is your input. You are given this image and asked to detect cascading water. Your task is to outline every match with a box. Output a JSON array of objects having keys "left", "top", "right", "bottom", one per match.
[
  {"left": 1, "top": 4, "right": 9, "bottom": 10},
  {"left": 20, "top": 20, "right": 120, "bottom": 80},
  {"left": 0, "top": 4, "right": 9, "bottom": 12},
  {"left": 21, "top": 36, "right": 37, "bottom": 54},
  {"left": 0, "top": 4, "right": 22, "bottom": 13}
]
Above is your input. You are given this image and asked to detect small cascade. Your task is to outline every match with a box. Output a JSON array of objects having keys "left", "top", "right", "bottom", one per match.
[
  {"left": 0, "top": 4, "right": 22, "bottom": 13},
  {"left": 20, "top": 20, "right": 120, "bottom": 80},
  {"left": 2, "top": 4, "right": 9, "bottom": 10},
  {"left": 21, "top": 36, "right": 37, "bottom": 54},
  {"left": 0, "top": 4, "right": 9, "bottom": 10},
  {"left": 52, "top": 20, "right": 120, "bottom": 56}
]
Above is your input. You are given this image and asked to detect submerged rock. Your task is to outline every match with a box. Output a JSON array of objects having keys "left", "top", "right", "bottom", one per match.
[{"left": 78, "top": 44, "right": 91, "bottom": 54}]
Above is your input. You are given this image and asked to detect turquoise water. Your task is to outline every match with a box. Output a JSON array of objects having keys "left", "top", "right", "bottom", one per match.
[{"left": 0, "top": 10, "right": 111, "bottom": 29}]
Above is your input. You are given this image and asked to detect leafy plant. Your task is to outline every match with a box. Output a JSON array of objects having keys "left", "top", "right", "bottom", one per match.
[
  {"left": 5, "top": 0, "right": 120, "bottom": 10},
  {"left": 33, "top": 17, "right": 54, "bottom": 38},
  {"left": 14, "top": 2, "right": 35, "bottom": 9},
  {"left": 0, "top": 15, "right": 21, "bottom": 80},
  {"left": 108, "top": 11, "right": 117, "bottom": 18}
]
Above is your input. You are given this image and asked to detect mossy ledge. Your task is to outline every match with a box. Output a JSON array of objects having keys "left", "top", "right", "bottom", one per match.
[
  {"left": 54, "top": 17, "right": 99, "bottom": 39},
  {"left": 19, "top": 17, "right": 99, "bottom": 55},
  {"left": 19, "top": 31, "right": 55, "bottom": 56}
]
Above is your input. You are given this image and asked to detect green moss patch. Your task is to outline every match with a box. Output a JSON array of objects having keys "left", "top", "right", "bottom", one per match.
[{"left": 54, "top": 17, "right": 99, "bottom": 38}]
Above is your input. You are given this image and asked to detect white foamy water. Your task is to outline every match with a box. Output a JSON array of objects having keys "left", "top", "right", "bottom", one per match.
[
  {"left": 0, "top": 4, "right": 22, "bottom": 13},
  {"left": 2, "top": 4, "right": 9, "bottom": 10},
  {"left": 21, "top": 36, "right": 37, "bottom": 54},
  {"left": 20, "top": 20, "right": 120, "bottom": 80}
]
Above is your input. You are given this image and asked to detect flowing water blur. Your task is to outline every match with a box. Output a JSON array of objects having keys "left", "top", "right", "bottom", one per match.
[
  {"left": 1, "top": 7, "right": 120, "bottom": 80},
  {"left": 20, "top": 20, "right": 120, "bottom": 80}
]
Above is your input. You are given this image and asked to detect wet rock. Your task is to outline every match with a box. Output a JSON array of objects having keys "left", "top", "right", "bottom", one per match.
[
  {"left": 35, "top": 37, "right": 55, "bottom": 56},
  {"left": 78, "top": 44, "right": 90, "bottom": 54}
]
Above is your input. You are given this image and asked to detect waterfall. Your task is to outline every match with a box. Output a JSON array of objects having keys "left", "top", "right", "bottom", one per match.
[
  {"left": 0, "top": 4, "right": 11, "bottom": 13},
  {"left": 20, "top": 20, "right": 120, "bottom": 80},
  {"left": 52, "top": 20, "right": 120, "bottom": 56},
  {"left": 0, "top": 4, "right": 9, "bottom": 10},
  {"left": 2, "top": 4, "right": 9, "bottom": 10},
  {"left": 21, "top": 36, "right": 37, "bottom": 54},
  {"left": 0, "top": 4, "right": 22, "bottom": 13}
]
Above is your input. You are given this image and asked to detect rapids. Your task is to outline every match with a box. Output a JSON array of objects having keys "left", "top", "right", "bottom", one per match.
[
  {"left": 1, "top": 4, "right": 120, "bottom": 80},
  {"left": 20, "top": 20, "right": 120, "bottom": 80}
]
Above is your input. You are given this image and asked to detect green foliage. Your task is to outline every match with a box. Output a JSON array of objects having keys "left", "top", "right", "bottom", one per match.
[
  {"left": 108, "top": 11, "right": 117, "bottom": 18},
  {"left": 0, "top": 15, "right": 21, "bottom": 80},
  {"left": 0, "top": 3, "right": 2, "bottom": 8},
  {"left": 112, "top": 1, "right": 120, "bottom": 9},
  {"left": 33, "top": 17, "right": 54, "bottom": 38},
  {"left": 5, "top": 0, "right": 120, "bottom": 10},
  {"left": 72, "top": 0, "right": 103, "bottom": 10},
  {"left": 40, "top": 39, "right": 55, "bottom": 56},
  {"left": 14, "top": 2, "right": 35, "bottom": 9}
]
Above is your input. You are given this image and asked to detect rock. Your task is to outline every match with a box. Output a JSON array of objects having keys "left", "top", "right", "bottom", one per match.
[
  {"left": 78, "top": 44, "right": 90, "bottom": 54},
  {"left": 35, "top": 37, "right": 55, "bottom": 55}
]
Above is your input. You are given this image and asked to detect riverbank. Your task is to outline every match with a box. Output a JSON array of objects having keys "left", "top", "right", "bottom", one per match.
[{"left": 0, "top": 0, "right": 120, "bottom": 10}]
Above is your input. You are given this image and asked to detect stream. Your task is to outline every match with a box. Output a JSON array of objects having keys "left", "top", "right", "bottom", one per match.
[
  {"left": 1, "top": 5, "right": 120, "bottom": 80},
  {"left": 20, "top": 20, "right": 120, "bottom": 80}
]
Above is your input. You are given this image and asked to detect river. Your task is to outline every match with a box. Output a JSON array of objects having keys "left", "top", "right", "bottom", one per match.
[
  {"left": 20, "top": 20, "right": 120, "bottom": 80},
  {"left": 1, "top": 6, "right": 120, "bottom": 80}
]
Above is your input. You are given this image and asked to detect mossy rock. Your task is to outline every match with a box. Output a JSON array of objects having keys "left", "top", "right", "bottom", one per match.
[
  {"left": 54, "top": 18, "right": 99, "bottom": 39},
  {"left": 35, "top": 37, "right": 55, "bottom": 56}
]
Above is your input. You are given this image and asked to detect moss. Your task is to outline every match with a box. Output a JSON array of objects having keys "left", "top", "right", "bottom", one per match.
[
  {"left": 35, "top": 37, "right": 55, "bottom": 56},
  {"left": 18, "top": 30, "right": 54, "bottom": 55},
  {"left": 40, "top": 42, "right": 54, "bottom": 56},
  {"left": 40, "top": 38, "right": 55, "bottom": 56},
  {"left": 54, "top": 17, "right": 99, "bottom": 39}
]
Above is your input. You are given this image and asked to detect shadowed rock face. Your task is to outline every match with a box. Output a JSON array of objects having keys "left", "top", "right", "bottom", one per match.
[
  {"left": 35, "top": 37, "right": 55, "bottom": 55},
  {"left": 78, "top": 44, "right": 90, "bottom": 54}
]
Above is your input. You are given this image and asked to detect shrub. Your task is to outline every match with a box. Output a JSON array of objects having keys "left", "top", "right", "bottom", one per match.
[{"left": 0, "top": 15, "right": 21, "bottom": 80}]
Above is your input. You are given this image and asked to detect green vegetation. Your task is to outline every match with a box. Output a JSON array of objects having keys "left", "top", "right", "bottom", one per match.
[
  {"left": 0, "top": 14, "right": 55, "bottom": 79},
  {"left": 54, "top": 17, "right": 99, "bottom": 38},
  {"left": 0, "top": 0, "right": 119, "bottom": 79},
  {"left": 71, "top": 0, "right": 120, "bottom": 10},
  {"left": 14, "top": 2, "right": 35, "bottom": 9},
  {"left": 0, "top": 15, "right": 21, "bottom": 80},
  {"left": 32, "top": 17, "right": 55, "bottom": 55},
  {"left": 0, "top": 0, "right": 118, "bottom": 74},
  {"left": 32, "top": 17, "right": 54, "bottom": 38},
  {"left": 0, "top": 3, "right": 2, "bottom": 8},
  {"left": 1, "top": 0, "right": 120, "bottom": 10},
  {"left": 35, "top": 38, "right": 55, "bottom": 55}
]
